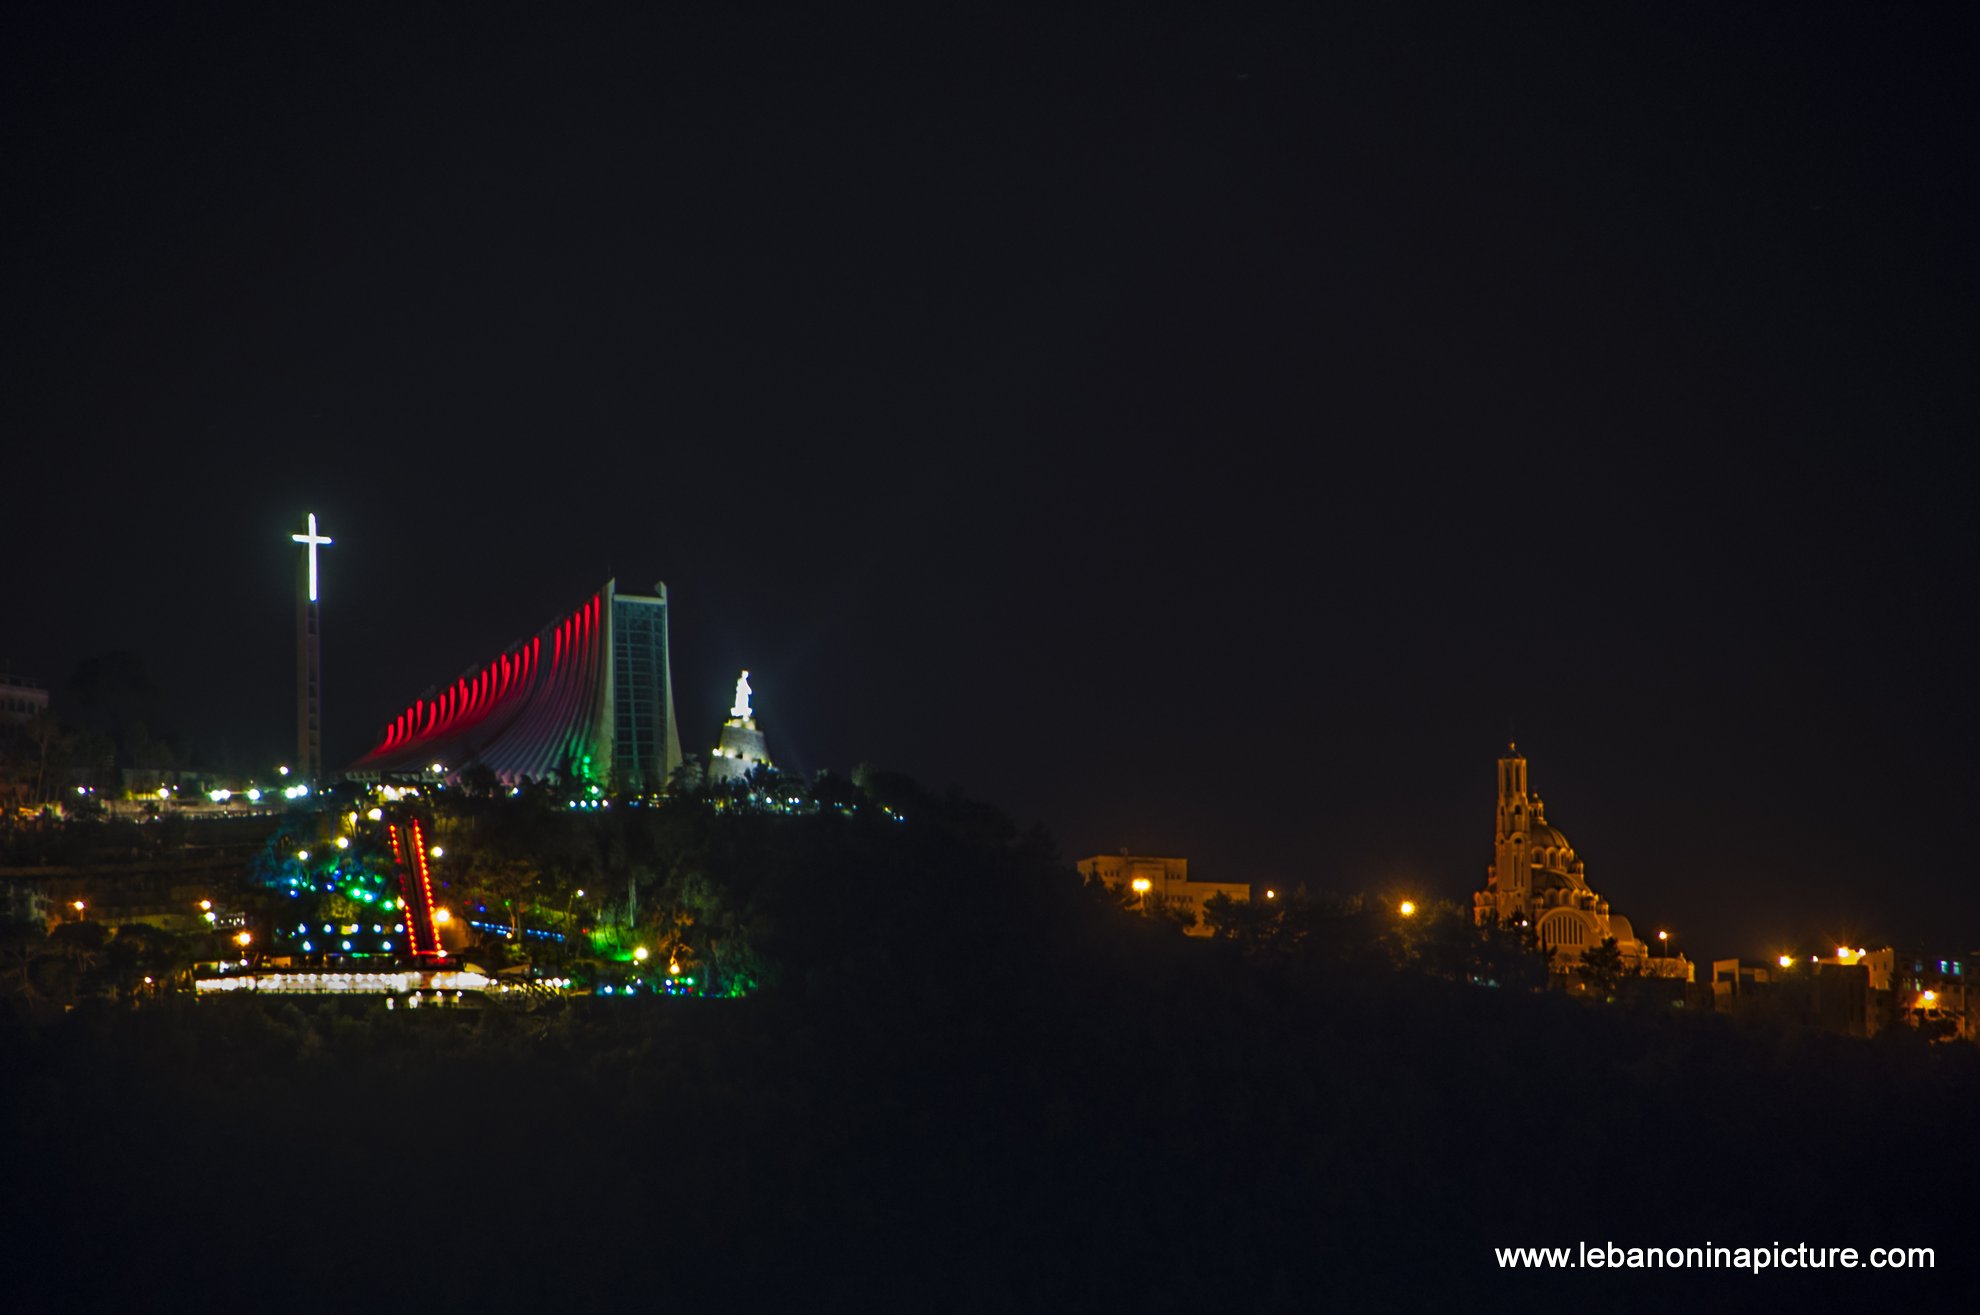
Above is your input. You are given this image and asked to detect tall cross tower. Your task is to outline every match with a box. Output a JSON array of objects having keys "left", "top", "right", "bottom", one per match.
[{"left": 291, "top": 512, "right": 332, "bottom": 783}]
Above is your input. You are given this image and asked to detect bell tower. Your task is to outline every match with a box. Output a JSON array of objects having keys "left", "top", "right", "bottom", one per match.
[{"left": 1491, "top": 743, "right": 1532, "bottom": 924}]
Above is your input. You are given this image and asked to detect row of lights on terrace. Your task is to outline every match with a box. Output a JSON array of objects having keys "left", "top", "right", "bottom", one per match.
[{"left": 1777, "top": 947, "right": 1870, "bottom": 970}]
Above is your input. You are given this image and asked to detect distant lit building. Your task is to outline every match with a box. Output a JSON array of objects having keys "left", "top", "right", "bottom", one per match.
[
  {"left": 709, "top": 670, "right": 771, "bottom": 783},
  {"left": 0, "top": 673, "right": 49, "bottom": 724},
  {"left": 1474, "top": 746, "right": 1690, "bottom": 980},
  {"left": 1883, "top": 949, "right": 1975, "bottom": 1042},
  {"left": 1710, "top": 957, "right": 1776, "bottom": 1009},
  {"left": 1714, "top": 955, "right": 1872, "bottom": 1037},
  {"left": 1077, "top": 852, "right": 1249, "bottom": 938}
]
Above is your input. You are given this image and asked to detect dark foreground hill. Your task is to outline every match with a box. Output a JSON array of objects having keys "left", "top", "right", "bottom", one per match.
[{"left": 5, "top": 782, "right": 1976, "bottom": 1309}]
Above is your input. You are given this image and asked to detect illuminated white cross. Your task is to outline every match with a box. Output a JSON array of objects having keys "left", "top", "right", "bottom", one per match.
[{"left": 291, "top": 512, "right": 333, "bottom": 603}]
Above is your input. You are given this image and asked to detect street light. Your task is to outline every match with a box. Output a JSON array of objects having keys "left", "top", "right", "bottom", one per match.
[
  {"left": 1398, "top": 900, "right": 1417, "bottom": 918},
  {"left": 1264, "top": 889, "right": 1278, "bottom": 901},
  {"left": 1658, "top": 930, "right": 1669, "bottom": 959},
  {"left": 1778, "top": 955, "right": 1794, "bottom": 970}
]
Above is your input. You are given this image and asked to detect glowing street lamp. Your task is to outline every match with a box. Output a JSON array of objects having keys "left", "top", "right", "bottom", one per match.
[
  {"left": 633, "top": 946, "right": 650, "bottom": 963},
  {"left": 1264, "top": 889, "right": 1278, "bottom": 901},
  {"left": 1778, "top": 955, "right": 1794, "bottom": 970},
  {"left": 1657, "top": 930, "right": 1669, "bottom": 958},
  {"left": 1398, "top": 900, "right": 1417, "bottom": 918},
  {"left": 235, "top": 931, "right": 252, "bottom": 947},
  {"left": 433, "top": 908, "right": 452, "bottom": 926}
]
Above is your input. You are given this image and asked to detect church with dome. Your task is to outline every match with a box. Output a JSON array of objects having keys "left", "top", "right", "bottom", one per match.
[{"left": 1473, "top": 745, "right": 1688, "bottom": 980}]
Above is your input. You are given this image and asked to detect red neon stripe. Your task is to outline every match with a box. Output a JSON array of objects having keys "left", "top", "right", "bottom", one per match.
[
  {"left": 409, "top": 818, "right": 442, "bottom": 961},
  {"left": 387, "top": 822, "right": 410, "bottom": 954}
]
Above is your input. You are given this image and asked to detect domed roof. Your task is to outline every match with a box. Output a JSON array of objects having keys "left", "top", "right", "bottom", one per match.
[{"left": 1526, "top": 823, "right": 1573, "bottom": 854}]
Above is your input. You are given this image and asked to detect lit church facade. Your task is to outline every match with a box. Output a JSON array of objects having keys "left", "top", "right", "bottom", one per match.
[{"left": 1473, "top": 746, "right": 1687, "bottom": 979}]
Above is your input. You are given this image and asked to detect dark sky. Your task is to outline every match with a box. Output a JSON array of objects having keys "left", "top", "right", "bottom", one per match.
[{"left": 4, "top": 2, "right": 1975, "bottom": 962}]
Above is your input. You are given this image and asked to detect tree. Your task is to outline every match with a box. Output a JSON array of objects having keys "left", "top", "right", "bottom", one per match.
[
  {"left": 456, "top": 761, "right": 500, "bottom": 800},
  {"left": 23, "top": 710, "right": 63, "bottom": 805},
  {"left": 1141, "top": 892, "right": 1197, "bottom": 935},
  {"left": 0, "top": 923, "right": 54, "bottom": 1017},
  {"left": 102, "top": 923, "right": 194, "bottom": 1001},
  {"left": 1470, "top": 913, "right": 1552, "bottom": 992},
  {"left": 1579, "top": 937, "right": 1626, "bottom": 1000},
  {"left": 47, "top": 921, "right": 109, "bottom": 1001},
  {"left": 458, "top": 854, "right": 541, "bottom": 943}
]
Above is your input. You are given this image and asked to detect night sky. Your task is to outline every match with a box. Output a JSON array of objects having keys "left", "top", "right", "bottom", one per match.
[{"left": 4, "top": 3, "right": 1974, "bottom": 961}]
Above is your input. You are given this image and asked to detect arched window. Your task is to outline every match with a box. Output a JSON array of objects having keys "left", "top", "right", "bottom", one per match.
[{"left": 1538, "top": 910, "right": 1586, "bottom": 949}]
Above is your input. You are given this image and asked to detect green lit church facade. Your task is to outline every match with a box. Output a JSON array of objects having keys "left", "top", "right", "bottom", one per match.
[{"left": 351, "top": 579, "right": 683, "bottom": 791}]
